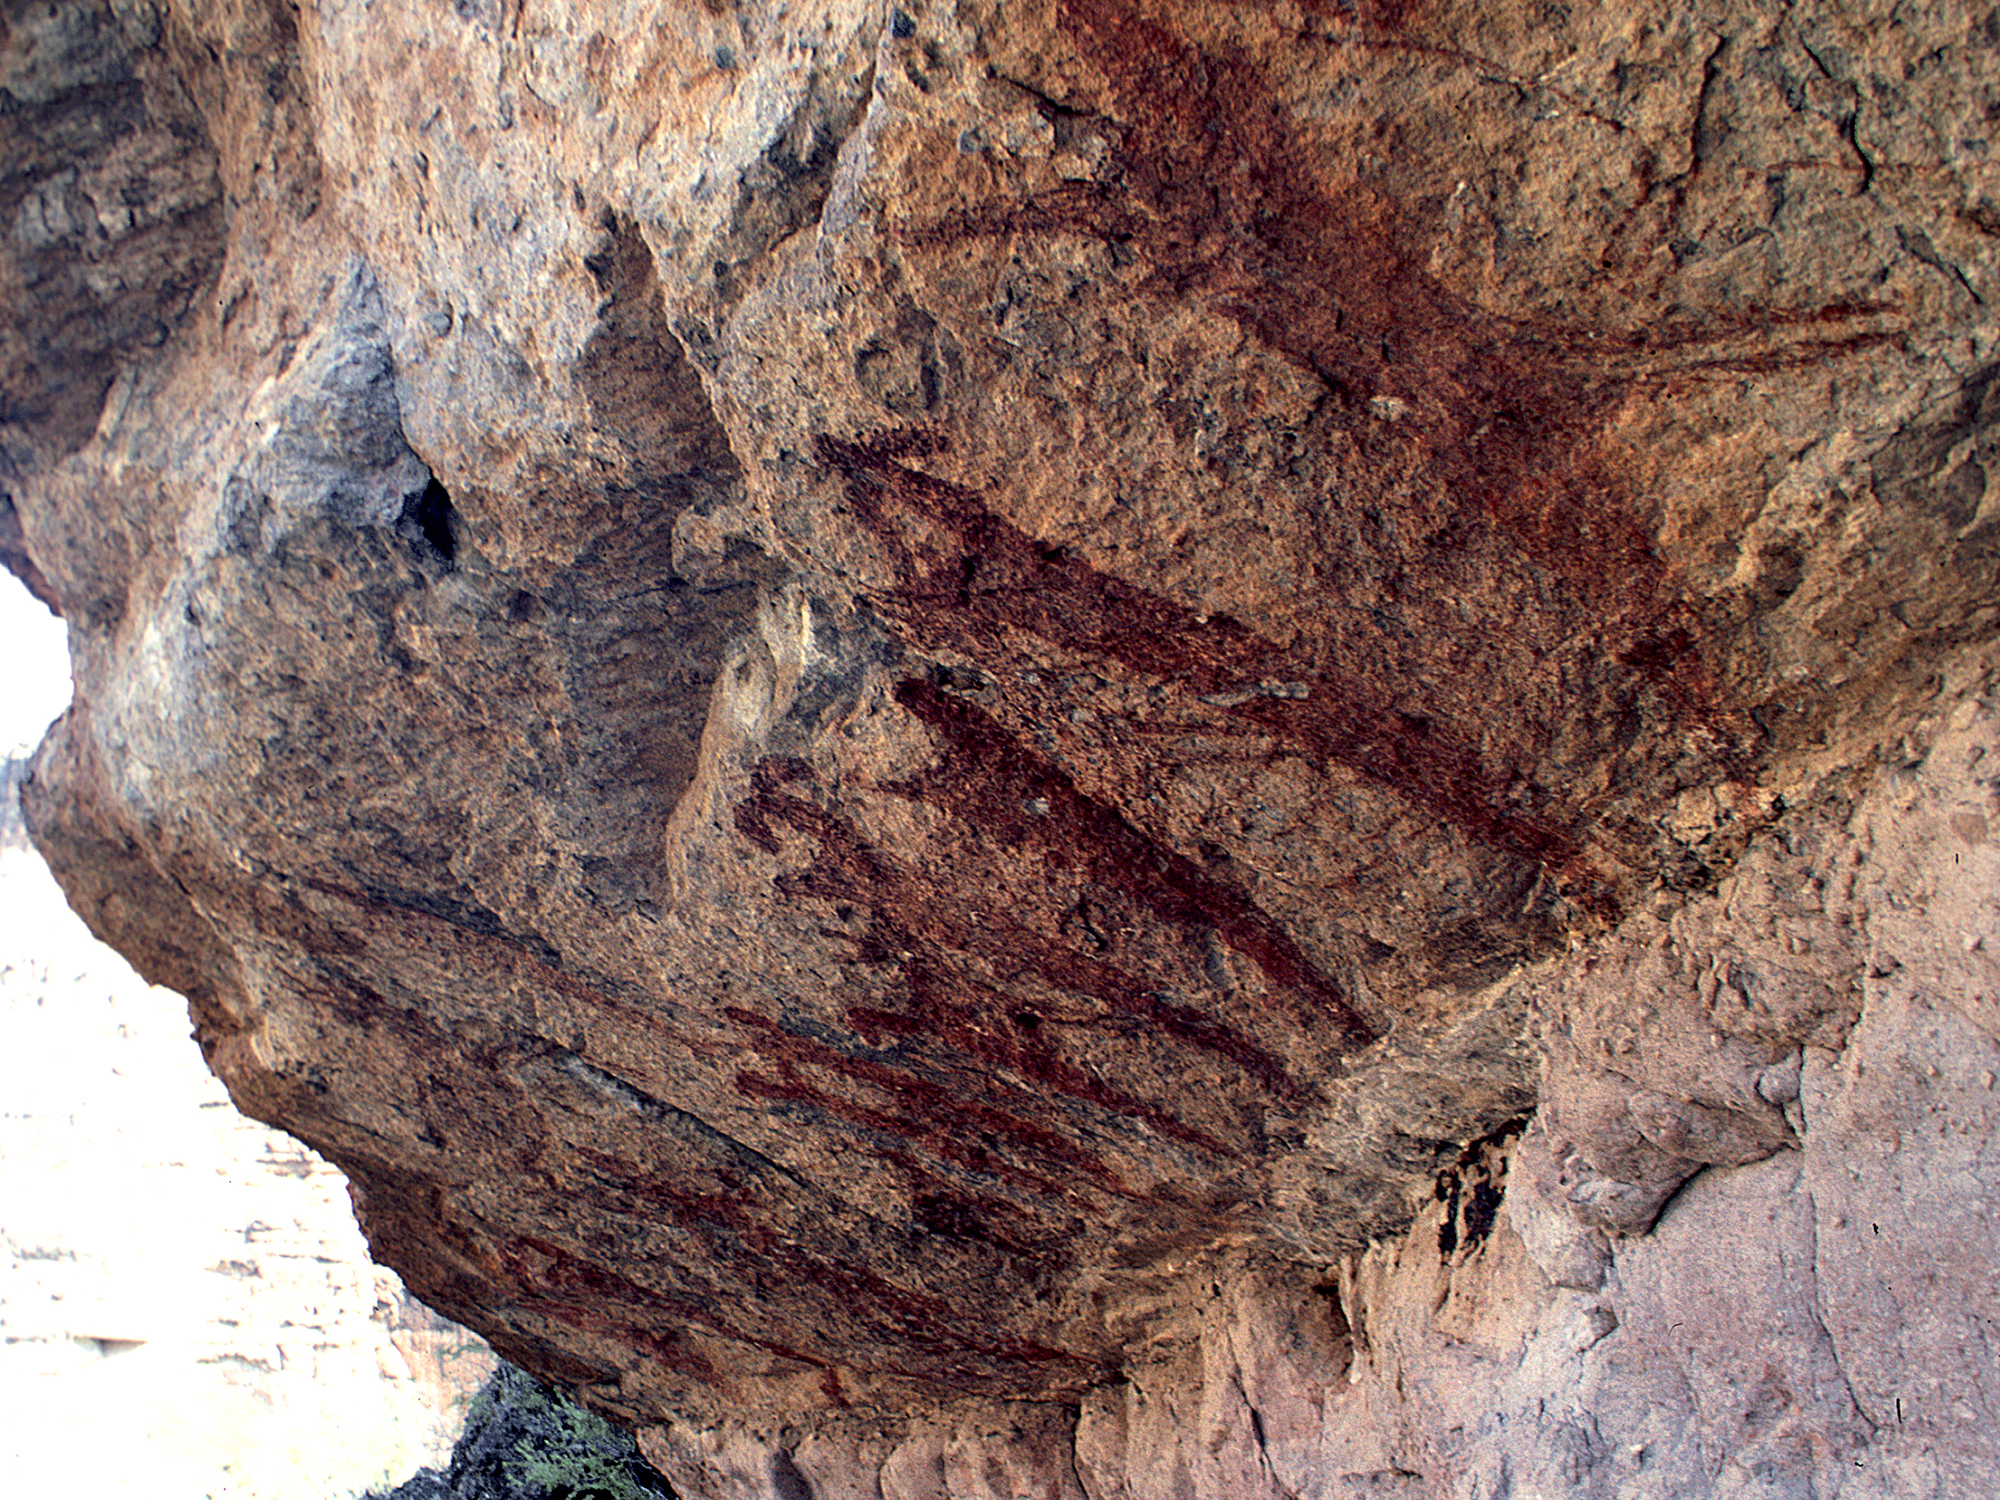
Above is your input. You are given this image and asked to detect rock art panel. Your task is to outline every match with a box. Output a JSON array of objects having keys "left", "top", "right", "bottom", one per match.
[{"left": 4, "top": 0, "right": 1998, "bottom": 1494}]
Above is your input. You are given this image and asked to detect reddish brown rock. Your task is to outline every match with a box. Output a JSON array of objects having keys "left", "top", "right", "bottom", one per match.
[{"left": 5, "top": 0, "right": 1998, "bottom": 1494}]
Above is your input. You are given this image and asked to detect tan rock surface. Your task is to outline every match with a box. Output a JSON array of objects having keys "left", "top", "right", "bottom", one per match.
[{"left": 4, "top": 0, "right": 1998, "bottom": 1494}]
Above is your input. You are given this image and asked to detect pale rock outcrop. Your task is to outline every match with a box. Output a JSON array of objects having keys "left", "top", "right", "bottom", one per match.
[{"left": 0, "top": 761, "right": 495, "bottom": 1499}]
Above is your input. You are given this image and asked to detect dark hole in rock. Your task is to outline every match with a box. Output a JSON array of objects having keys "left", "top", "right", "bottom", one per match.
[
  {"left": 1461, "top": 1180, "right": 1504, "bottom": 1250},
  {"left": 770, "top": 1448, "right": 817, "bottom": 1500},
  {"left": 1436, "top": 1171, "right": 1462, "bottom": 1257},
  {"left": 397, "top": 477, "right": 457, "bottom": 567}
]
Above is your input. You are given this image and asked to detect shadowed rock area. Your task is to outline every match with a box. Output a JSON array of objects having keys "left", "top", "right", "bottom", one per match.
[{"left": 4, "top": 0, "right": 1998, "bottom": 1494}]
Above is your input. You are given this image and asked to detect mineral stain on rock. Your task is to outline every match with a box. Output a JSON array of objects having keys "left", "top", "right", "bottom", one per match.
[{"left": 6, "top": 0, "right": 2000, "bottom": 1494}]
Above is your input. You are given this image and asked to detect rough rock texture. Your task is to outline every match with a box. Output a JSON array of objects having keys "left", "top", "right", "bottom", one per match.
[
  {"left": 631, "top": 681, "right": 2000, "bottom": 1498},
  {"left": 4, "top": 0, "right": 1998, "bottom": 1494}
]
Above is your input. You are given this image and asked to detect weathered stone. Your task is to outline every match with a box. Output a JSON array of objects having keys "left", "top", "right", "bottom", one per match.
[
  {"left": 643, "top": 685, "right": 2000, "bottom": 1496},
  {"left": 5, "top": 0, "right": 1998, "bottom": 1493}
]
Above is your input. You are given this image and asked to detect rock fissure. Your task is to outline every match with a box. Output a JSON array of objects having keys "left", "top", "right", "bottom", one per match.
[{"left": 1802, "top": 1169, "right": 1879, "bottom": 1443}]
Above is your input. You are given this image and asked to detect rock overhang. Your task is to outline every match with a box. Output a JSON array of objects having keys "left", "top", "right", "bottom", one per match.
[{"left": 3, "top": 0, "right": 1997, "bottom": 1449}]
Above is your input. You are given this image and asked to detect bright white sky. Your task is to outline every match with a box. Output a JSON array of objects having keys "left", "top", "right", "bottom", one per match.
[{"left": 0, "top": 568, "right": 72, "bottom": 759}]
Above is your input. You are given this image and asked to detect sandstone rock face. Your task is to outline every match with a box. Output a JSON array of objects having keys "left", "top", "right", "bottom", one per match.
[{"left": 4, "top": 0, "right": 1997, "bottom": 1494}]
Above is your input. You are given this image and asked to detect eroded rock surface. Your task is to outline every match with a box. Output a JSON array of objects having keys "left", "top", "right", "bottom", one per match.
[{"left": 5, "top": 0, "right": 1998, "bottom": 1494}]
